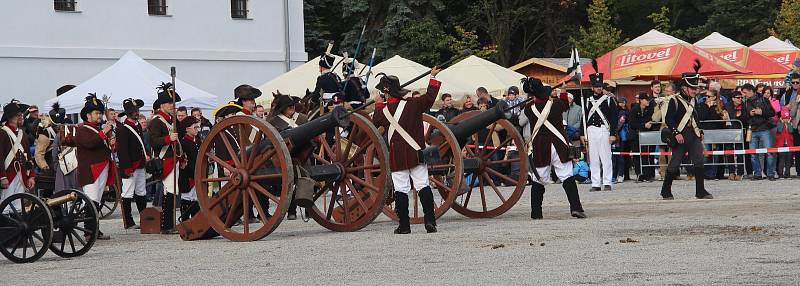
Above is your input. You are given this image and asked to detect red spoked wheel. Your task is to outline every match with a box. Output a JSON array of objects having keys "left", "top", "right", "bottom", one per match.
[
  {"left": 306, "top": 113, "right": 391, "bottom": 231},
  {"left": 449, "top": 111, "right": 527, "bottom": 218},
  {"left": 194, "top": 116, "right": 294, "bottom": 241},
  {"left": 382, "top": 114, "right": 463, "bottom": 224}
]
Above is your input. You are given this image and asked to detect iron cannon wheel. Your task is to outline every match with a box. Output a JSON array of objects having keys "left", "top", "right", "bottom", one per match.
[
  {"left": 0, "top": 193, "right": 54, "bottom": 263},
  {"left": 382, "top": 114, "right": 464, "bottom": 224},
  {"left": 48, "top": 189, "right": 99, "bottom": 258},
  {"left": 448, "top": 111, "right": 527, "bottom": 218},
  {"left": 307, "top": 112, "right": 391, "bottom": 231},
  {"left": 194, "top": 115, "right": 294, "bottom": 242}
]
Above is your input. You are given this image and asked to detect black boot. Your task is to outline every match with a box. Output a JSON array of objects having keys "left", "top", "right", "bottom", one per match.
[
  {"left": 530, "top": 182, "right": 545, "bottom": 219},
  {"left": 287, "top": 192, "right": 298, "bottom": 220},
  {"left": 418, "top": 187, "right": 437, "bottom": 233},
  {"left": 694, "top": 171, "right": 714, "bottom": 199},
  {"left": 134, "top": 195, "right": 148, "bottom": 212},
  {"left": 393, "top": 192, "right": 410, "bottom": 234},
  {"left": 661, "top": 171, "right": 677, "bottom": 200},
  {"left": 161, "top": 194, "right": 177, "bottom": 234},
  {"left": 562, "top": 177, "right": 586, "bottom": 218},
  {"left": 90, "top": 201, "right": 110, "bottom": 240},
  {"left": 122, "top": 198, "right": 139, "bottom": 229}
]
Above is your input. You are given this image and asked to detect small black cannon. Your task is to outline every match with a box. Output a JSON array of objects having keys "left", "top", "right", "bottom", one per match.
[{"left": 1, "top": 189, "right": 99, "bottom": 263}]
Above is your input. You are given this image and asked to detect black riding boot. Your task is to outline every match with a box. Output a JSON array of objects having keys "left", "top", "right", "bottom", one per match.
[
  {"left": 161, "top": 194, "right": 177, "bottom": 234},
  {"left": 134, "top": 195, "right": 148, "bottom": 212},
  {"left": 287, "top": 192, "right": 298, "bottom": 220},
  {"left": 530, "top": 182, "right": 545, "bottom": 219},
  {"left": 393, "top": 192, "right": 410, "bottom": 234},
  {"left": 694, "top": 171, "right": 714, "bottom": 199},
  {"left": 562, "top": 177, "right": 587, "bottom": 218},
  {"left": 661, "top": 171, "right": 677, "bottom": 199},
  {"left": 418, "top": 187, "right": 437, "bottom": 233},
  {"left": 88, "top": 201, "right": 110, "bottom": 240},
  {"left": 122, "top": 198, "right": 138, "bottom": 229}
]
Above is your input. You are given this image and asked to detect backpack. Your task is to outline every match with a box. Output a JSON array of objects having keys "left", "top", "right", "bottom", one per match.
[{"left": 650, "top": 95, "right": 675, "bottom": 123}]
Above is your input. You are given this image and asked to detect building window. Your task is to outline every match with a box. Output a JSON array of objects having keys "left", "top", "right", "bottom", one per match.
[
  {"left": 54, "top": 0, "right": 77, "bottom": 11},
  {"left": 148, "top": 0, "right": 168, "bottom": 16},
  {"left": 231, "top": 0, "right": 248, "bottom": 19}
]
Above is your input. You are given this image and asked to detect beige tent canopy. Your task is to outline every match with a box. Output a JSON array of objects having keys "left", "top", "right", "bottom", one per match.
[
  {"left": 436, "top": 55, "right": 525, "bottom": 100},
  {"left": 365, "top": 55, "right": 431, "bottom": 94}
]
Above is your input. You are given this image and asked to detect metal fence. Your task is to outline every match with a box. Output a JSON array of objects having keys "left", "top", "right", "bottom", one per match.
[{"left": 637, "top": 119, "right": 746, "bottom": 173}]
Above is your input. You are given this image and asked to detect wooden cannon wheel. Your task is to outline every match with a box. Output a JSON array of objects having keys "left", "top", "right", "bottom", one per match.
[
  {"left": 194, "top": 116, "right": 294, "bottom": 242},
  {"left": 382, "top": 114, "right": 464, "bottom": 224},
  {"left": 306, "top": 113, "right": 391, "bottom": 231},
  {"left": 0, "top": 193, "right": 54, "bottom": 263},
  {"left": 448, "top": 111, "right": 527, "bottom": 218},
  {"left": 48, "top": 189, "right": 99, "bottom": 258}
]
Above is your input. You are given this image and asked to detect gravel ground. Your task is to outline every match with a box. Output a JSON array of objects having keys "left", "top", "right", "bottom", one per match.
[{"left": 2, "top": 178, "right": 800, "bottom": 285}]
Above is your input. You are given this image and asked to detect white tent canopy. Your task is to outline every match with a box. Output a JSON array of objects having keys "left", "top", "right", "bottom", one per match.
[
  {"left": 694, "top": 32, "right": 746, "bottom": 48},
  {"left": 751, "top": 36, "right": 800, "bottom": 52},
  {"left": 46, "top": 51, "right": 219, "bottom": 114},
  {"left": 436, "top": 55, "right": 525, "bottom": 100},
  {"left": 257, "top": 55, "right": 363, "bottom": 107},
  {"left": 365, "top": 55, "right": 431, "bottom": 93}
]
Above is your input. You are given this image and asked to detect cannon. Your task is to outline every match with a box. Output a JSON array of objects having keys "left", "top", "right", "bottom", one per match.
[
  {"left": 382, "top": 100, "right": 528, "bottom": 223},
  {"left": 1, "top": 189, "right": 99, "bottom": 263},
  {"left": 178, "top": 105, "right": 390, "bottom": 241}
]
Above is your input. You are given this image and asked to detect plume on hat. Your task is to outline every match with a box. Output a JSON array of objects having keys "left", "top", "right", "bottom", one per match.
[
  {"left": 157, "top": 82, "right": 173, "bottom": 93},
  {"left": 591, "top": 59, "right": 599, "bottom": 74},
  {"left": 692, "top": 59, "right": 702, "bottom": 74}
]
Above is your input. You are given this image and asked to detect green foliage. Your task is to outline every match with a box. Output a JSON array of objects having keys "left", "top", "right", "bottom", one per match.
[
  {"left": 570, "top": 0, "right": 623, "bottom": 58},
  {"left": 769, "top": 0, "right": 800, "bottom": 45},
  {"left": 648, "top": 6, "right": 672, "bottom": 33}
]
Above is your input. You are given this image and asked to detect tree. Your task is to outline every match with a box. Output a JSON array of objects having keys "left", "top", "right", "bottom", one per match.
[
  {"left": 769, "top": 0, "right": 800, "bottom": 45},
  {"left": 648, "top": 6, "right": 672, "bottom": 33},
  {"left": 570, "top": 0, "right": 623, "bottom": 58}
]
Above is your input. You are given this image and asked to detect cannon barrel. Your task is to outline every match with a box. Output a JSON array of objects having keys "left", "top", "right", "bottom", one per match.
[
  {"left": 281, "top": 106, "right": 350, "bottom": 151},
  {"left": 446, "top": 100, "right": 508, "bottom": 146}
]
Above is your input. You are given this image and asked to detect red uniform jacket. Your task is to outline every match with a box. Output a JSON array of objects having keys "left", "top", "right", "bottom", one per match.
[
  {"left": 75, "top": 123, "right": 115, "bottom": 187},
  {"left": 0, "top": 125, "right": 35, "bottom": 184},
  {"left": 372, "top": 78, "right": 441, "bottom": 171}
]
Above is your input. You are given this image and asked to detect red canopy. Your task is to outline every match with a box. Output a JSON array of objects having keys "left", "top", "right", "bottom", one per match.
[
  {"left": 695, "top": 32, "right": 787, "bottom": 77},
  {"left": 562, "top": 30, "right": 745, "bottom": 84}
]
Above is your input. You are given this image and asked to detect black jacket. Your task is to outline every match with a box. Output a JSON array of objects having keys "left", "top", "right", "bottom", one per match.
[
  {"left": 744, "top": 95, "right": 775, "bottom": 131},
  {"left": 629, "top": 104, "right": 656, "bottom": 136},
  {"left": 665, "top": 93, "right": 701, "bottom": 136},
  {"left": 696, "top": 102, "right": 726, "bottom": 130},
  {"left": 311, "top": 72, "right": 342, "bottom": 104},
  {"left": 116, "top": 120, "right": 147, "bottom": 176},
  {"left": 178, "top": 135, "right": 199, "bottom": 194},
  {"left": 581, "top": 93, "right": 619, "bottom": 136},
  {"left": 435, "top": 106, "right": 461, "bottom": 122}
]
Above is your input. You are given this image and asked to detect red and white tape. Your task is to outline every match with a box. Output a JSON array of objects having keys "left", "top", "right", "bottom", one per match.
[
  {"left": 613, "top": 146, "right": 800, "bottom": 156},
  {"left": 464, "top": 144, "right": 800, "bottom": 156}
]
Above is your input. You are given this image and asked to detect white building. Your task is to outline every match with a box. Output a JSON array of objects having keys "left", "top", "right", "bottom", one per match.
[{"left": 0, "top": 0, "right": 306, "bottom": 108}]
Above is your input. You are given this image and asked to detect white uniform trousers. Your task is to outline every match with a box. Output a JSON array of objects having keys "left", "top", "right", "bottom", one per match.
[
  {"left": 391, "top": 164, "right": 430, "bottom": 194},
  {"left": 82, "top": 164, "right": 109, "bottom": 204},
  {"left": 587, "top": 126, "right": 613, "bottom": 187},
  {"left": 181, "top": 187, "right": 197, "bottom": 201},
  {"left": 121, "top": 168, "right": 147, "bottom": 198},
  {"left": 162, "top": 166, "right": 178, "bottom": 195},
  {"left": 1, "top": 174, "right": 23, "bottom": 214},
  {"left": 529, "top": 144, "right": 574, "bottom": 185}
]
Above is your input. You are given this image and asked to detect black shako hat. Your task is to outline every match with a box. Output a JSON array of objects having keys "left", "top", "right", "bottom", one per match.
[
  {"left": 521, "top": 77, "right": 551, "bottom": 99},
  {"left": 80, "top": 93, "right": 105, "bottom": 122},
  {"left": 589, "top": 59, "right": 603, "bottom": 87},
  {"left": 681, "top": 59, "right": 702, "bottom": 88}
]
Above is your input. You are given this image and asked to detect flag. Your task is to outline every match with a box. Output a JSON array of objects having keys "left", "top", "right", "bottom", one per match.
[{"left": 566, "top": 47, "right": 582, "bottom": 82}]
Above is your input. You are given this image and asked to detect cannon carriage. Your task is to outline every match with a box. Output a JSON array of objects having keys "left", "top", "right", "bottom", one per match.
[
  {"left": 178, "top": 105, "right": 391, "bottom": 241},
  {"left": 1, "top": 189, "right": 99, "bottom": 263}
]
